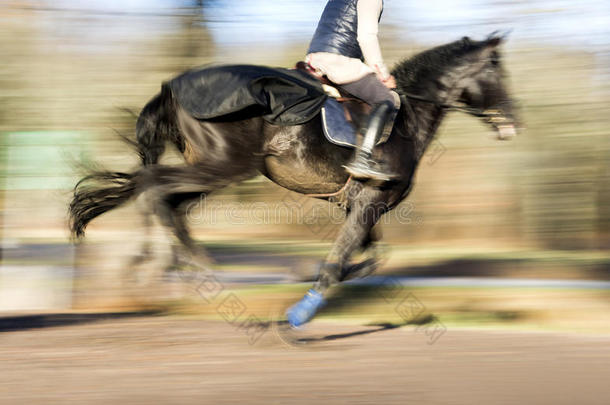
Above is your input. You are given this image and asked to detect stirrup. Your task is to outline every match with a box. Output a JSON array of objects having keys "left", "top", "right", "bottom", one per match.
[{"left": 343, "top": 158, "right": 397, "bottom": 182}]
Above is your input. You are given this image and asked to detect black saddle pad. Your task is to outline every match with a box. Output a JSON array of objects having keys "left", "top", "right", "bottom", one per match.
[
  {"left": 167, "top": 64, "right": 328, "bottom": 125},
  {"left": 321, "top": 98, "right": 358, "bottom": 148}
]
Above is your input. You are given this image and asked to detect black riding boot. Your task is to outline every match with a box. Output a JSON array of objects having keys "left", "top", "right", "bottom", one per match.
[{"left": 344, "top": 100, "right": 398, "bottom": 182}]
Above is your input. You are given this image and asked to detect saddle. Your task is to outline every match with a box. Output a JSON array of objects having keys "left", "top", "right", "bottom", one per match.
[
  {"left": 295, "top": 61, "right": 372, "bottom": 148},
  {"left": 167, "top": 62, "right": 372, "bottom": 148}
]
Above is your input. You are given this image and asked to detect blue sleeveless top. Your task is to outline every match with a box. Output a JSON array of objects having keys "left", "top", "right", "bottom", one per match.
[{"left": 308, "top": 0, "right": 383, "bottom": 61}]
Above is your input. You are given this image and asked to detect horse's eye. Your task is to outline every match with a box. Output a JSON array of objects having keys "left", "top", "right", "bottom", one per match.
[{"left": 485, "top": 59, "right": 499, "bottom": 74}]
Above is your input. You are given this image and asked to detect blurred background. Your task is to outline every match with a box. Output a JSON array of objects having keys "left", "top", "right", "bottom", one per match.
[{"left": 0, "top": 0, "right": 609, "bottom": 332}]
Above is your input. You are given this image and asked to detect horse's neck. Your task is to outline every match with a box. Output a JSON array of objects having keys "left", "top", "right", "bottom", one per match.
[
  {"left": 406, "top": 101, "right": 446, "bottom": 159},
  {"left": 405, "top": 67, "right": 470, "bottom": 159}
]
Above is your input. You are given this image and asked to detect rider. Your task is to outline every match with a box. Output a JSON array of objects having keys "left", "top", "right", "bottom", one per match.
[{"left": 307, "top": 0, "right": 400, "bottom": 181}]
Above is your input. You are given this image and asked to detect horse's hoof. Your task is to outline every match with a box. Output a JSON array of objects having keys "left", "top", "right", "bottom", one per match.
[
  {"left": 272, "top": 319, "right": 309, "bottom": 347},
  {"left": 285, "top": 289, "right": 326, "bottom": 328}
]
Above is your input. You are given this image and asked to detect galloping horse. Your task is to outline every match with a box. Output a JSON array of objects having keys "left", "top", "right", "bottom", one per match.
[{"left": 70, "top": 34, "right": 517, "bottom": 323}]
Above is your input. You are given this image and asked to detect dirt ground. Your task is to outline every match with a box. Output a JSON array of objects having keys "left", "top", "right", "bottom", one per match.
[{"left": 1, "top": 316, "right": 609, "bottom": 404}]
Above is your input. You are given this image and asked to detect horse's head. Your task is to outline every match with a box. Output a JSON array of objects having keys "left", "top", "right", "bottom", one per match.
[
  {"left": 394, "top": 32, "right": 519, "bottom": 141},
  {"left": 454, "top": 33, "right": 517, "bottom": 140}
]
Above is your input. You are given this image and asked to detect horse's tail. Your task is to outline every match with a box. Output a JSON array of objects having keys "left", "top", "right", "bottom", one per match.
[
  {"left": 135, "top": 83, "right": 184, "bottom": 166},
  {"left": 69, "top": 84, "right": 186, "bottom": 238},
  {"left": 69, "top": 169, "right": 142, "bottom": 239}
]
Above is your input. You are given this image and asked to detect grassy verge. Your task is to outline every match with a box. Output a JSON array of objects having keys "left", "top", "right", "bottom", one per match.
[{"left": 159, "top": 283, "right": 610, "bottom": 334}]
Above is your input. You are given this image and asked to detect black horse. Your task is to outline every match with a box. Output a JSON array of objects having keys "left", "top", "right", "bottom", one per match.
[{"left": 70, "top": 34, "right": 517, "bottom": 323}]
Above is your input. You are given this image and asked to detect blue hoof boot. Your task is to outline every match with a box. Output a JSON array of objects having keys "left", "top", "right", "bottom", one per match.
[{"left": 286, "top": 289, "right": 326, "bottom": 328}]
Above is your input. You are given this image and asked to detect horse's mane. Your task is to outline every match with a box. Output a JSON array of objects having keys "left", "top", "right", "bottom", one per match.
[{"left": 392, "top": 37, "right": 491, "bottom": 95}]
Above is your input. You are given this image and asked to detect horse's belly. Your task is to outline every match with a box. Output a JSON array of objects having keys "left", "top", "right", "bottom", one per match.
[{"left": 264, "top": 156, "right": 349, "bottom": 195}]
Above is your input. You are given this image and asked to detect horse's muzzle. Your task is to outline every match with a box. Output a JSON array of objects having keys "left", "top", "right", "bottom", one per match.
[
  {"left": 484, "top": 108, "right": 517, "bottom": 140},
  {"left": 497, "top": 124, "right": 517, "bottom": 140}
]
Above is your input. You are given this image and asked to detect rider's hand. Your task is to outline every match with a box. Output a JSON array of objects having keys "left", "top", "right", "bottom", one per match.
[{"left": 382, "top": 75, "right": 397, "bottom": 89}]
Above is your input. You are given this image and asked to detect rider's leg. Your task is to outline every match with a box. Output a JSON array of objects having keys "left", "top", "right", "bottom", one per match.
[
  {"left": 340, "top": 74, "right": 401, "bottom": 181},
  {"left": 344, "top": 100, "right": 397, "bottom": 181}
]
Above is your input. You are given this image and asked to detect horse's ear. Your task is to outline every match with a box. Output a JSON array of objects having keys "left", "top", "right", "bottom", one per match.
[
  {"left": 486, "top": 29, "right": 511, "bottom": 47},
  {"left": 487, "top": 36, "right": 502, "bottom": 48}
]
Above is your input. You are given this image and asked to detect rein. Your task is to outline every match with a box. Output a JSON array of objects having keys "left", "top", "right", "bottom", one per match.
[
  {"left": 400, "top": 91, "right": 489, "bottom": 117},
  {"left": 400, "top": 91, "right": 514, "bottom": 128}
]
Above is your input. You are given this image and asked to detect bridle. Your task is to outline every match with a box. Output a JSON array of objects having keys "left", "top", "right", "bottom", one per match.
[{"left": 400, "top": 90, "right": 510, "bottom": 124}]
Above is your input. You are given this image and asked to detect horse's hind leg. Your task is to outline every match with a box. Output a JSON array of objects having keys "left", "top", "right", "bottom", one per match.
[
  {"left": 122, "top": 188, "right": 191, "bottom": 285},
  {"left": 129, "top": 191, "right": 157, "bottom": 268},
  {"left": 154, "top": 192, "right": 212, "bottom": 269},
  {"left": 143, "top": 163, "right": 257, "bottom": 269}
]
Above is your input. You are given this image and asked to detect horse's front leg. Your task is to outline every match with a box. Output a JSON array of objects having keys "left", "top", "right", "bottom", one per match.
[
  {"left": 339, "top": 225, "right": 384, "bottom": 282},
  {"left": 286, "top": 188, "right": 387, "bottom": 327}
]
